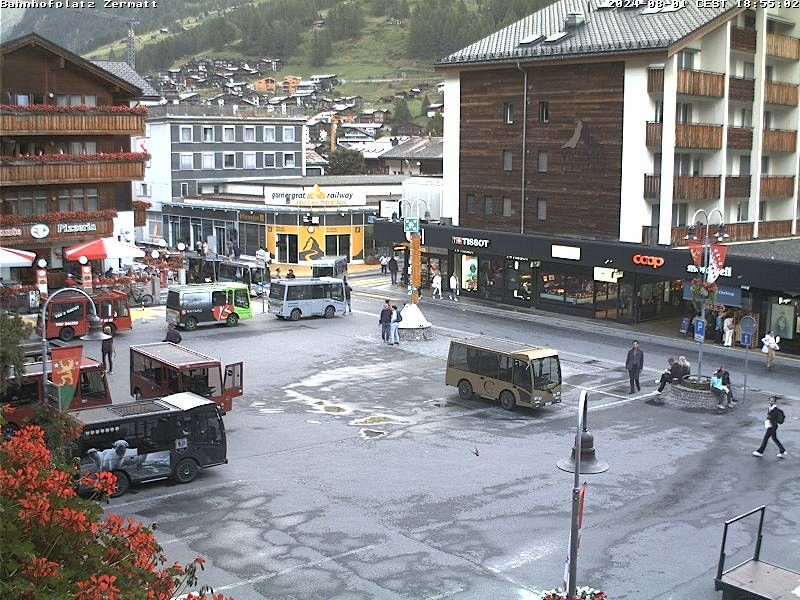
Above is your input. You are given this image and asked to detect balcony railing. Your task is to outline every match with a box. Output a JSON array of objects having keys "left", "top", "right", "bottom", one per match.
[
  {"left": 731, "top": 27, "right": 756, "bottom": 53},
  {"left": 677, "top": 68, "right": 725, "bottom": 97},
  {"left": 647, "top": 67, "right": 665, "bottom": 94},
  {"left": 725, "top": 176, "right": 751, "bottom": 198},
  {"left": 642, "top": 175, "right": 721, "bottom": 200},
  {"left": 726, "top": 126, "right": 753, "bottom": 149},
  {"left": 642, "top": 220, "right": 796, "bottom": 247},
  {"left": 764, "top": 80, "right": 799, "bottom": 106},
  {"left": 760, "top": 175, "right": 795, "bottom": 197},
  {"left": 728, "top": 77, "right": 755, "bottom": 102},
  {"left": 0, "top": 110, "right": 145, "bottom": 135},
  {"left": 767, "top": 32, "right": 800, "bottom": 60},
  {"left": 1, "top": 155, "right": 146, "bottom": 186},
  {"left": 762, "top": 129, "right": 797, "bottom": 152},
  {"left": 644, "top": 122, "right": 723, "bottom": 149}
]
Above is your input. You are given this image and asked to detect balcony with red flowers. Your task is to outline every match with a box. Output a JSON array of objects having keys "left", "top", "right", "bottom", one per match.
[
  {"left": 0, "top": 151, "right": 150, "bottom": 186},
  {"left": 0, "top": 104, "right": 147, "bottom": 136}
]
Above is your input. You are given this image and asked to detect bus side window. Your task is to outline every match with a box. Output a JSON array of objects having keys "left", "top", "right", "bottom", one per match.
[
  {"left": 513, "top": 360, "right": 532, "bottom": 392},
  {"left": 192, "top": 412, "right": 222, "bottom": 444},
  {"left": 166, "top": 367, "right": 180, "bottom": 393},
  {"left": 498, "top": 356, "right": 514, "bottom": 383},
  {"left": 448, "top": 344, "right": 468, "bottom": 370},
  {"left": 1, "top": 380, "right": 39, "bottom": 407},
  {"left": 212, "top": 291, "right": 227, "bottom": 306},
  {"left": 100, "top": 301, "right": 113, "bottom": 318},
  {"left": 234, "top": 288, "right": 249, "bottom": 308},
  {"left": 330, "top": 284, "right": 344, "bottom": 302},
  {"left": 80, "top": 370, "right": 106, "bottom": 401},
  {"left": 466, "top": 347, "right": 480, "bottom": 373},
  {"left": 478, "top": 350, "right": 499, "bottom": 380}
]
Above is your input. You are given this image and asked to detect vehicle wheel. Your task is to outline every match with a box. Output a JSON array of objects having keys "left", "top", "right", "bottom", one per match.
[
  {"left": 458, "top": 379, "right": 474, "bottom": 401},
  {"left": 226, "top": 313, "right": 239, "bottom": 327},
  {"left": 499, "top": 390, "right": 516, "bottom": 412},
  {"left": 184, "top": 317, "right": 198, "bottom": 331},
  {"left": 110, "top": 470, "right": 130, "bottom": 497},
  {"left": 140, "top": 294, "right": 154, "bottom": 307},
  {"left": 290, "top": 309, "right": 302, "bottom": 321},
  {"left": 324, "top": 305, "right": 335, "bottom": 319},
  {"left": 3, "top": 422, "right": 20, "bottom": 440},
  {"left": 59, "top": 326, "right": 75, "bottom": 342},
  {"left": 133, "top": 388, "right": 142, "bottom": 401},
  {"left": 174, "top": 458, "right": 198, "bottom": 484}
]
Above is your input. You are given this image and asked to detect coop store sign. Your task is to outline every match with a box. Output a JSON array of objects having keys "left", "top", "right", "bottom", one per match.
[{"left": 57, "top": 222, "right": 97, "bottom": 234}]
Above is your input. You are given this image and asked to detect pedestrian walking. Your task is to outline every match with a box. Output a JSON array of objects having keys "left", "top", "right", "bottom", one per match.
[
  {"left": 388, "top": 256, "right": 399, "bottom": 285},
  {"left": 752, "top": 396, "right": 787, "bottom": 458},
  {"left": 714, "top": 310, "right": 724, "bottom": 344},
  {"left": 344, "top": 278, "right": 353, "bottom": 314},
  {"left": 656, "top": 357, "right": 681, "bottom": 393},
  {"left": 723, "top": 316, "right": 735, "bottom": 347},
  {"left": 449, "top": 273, "right": 459, "bottom": 301},
  {"left": 379, "top": 255, "right": 388, "bottom": 275},
  {"left": 625, "top": 340, "right": 644, "bottom": 394},
  {"left": 379, "top": 300, "right": 392, "bottom": 343},
  {"left": 101, "top": 326, "right": 114, "bottom": 374},
  {"left": 431, "top": 272, "right": 442, "bottom": 300},
  {"left": 163, "top": 323, "right": 182, "bottom": 344},
  {"left": 389, "top": 304, "right": 402, "bottom": 345},
  {"left": 761, "top": 330, "right": 779, "bottom": 370}
]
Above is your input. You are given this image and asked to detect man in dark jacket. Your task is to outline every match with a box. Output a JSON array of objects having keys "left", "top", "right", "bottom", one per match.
[
  {"left": 164, "top": 323, "right": 182, "bottom": 344},
  {"left": 379, "top": 300, "right": 392, "bottom": 342},
  {"left": 387, "top": 256, "right": 399, "bottom": 285},
  {"left": 344, "top": 278, "right": 353, "bottom": 314},
  {"left": 753, "top": 396, "right": 786, "bottom": 458},
  {"left": 625, "top": 340, "right": 644, "bottom": 394},
  {"left": 656, "top": 357, "right": 682, "bottom": 393}
]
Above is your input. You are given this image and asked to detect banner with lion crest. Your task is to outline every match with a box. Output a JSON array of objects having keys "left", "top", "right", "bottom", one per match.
[{"left": 50, "top": 345, "right": 83, "bottom": 411}]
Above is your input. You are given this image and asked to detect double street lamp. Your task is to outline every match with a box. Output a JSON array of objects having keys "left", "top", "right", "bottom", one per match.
[{"left": 685, "top": 209, "right": 728, "bottom": 379}]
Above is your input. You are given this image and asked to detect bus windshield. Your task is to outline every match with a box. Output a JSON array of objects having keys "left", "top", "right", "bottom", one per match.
[
  {"left": 269, "top": 282, "right": 285, "bottom": 300},
  {"left": 533, "top": 356, "right": 561, "bottom": 390}
]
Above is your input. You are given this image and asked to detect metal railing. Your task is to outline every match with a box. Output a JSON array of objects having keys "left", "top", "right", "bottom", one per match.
[{"left": 146, "top": 104, "right": 307, "bottom": 119}]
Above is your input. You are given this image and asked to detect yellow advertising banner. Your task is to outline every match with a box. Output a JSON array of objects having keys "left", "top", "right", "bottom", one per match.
[{"left": 299, "top": 227, "right": 325, "bottom": 262}]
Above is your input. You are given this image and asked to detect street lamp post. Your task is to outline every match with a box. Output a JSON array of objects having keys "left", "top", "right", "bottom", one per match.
[
  {"left": 40, "top": 288, "right": 110, "bottom": 408},
  {"left": 685, "top": 209, "right": 728, "bottom": 379}
]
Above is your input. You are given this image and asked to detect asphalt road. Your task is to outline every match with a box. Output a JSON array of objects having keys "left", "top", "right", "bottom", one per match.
[{"left": 67, "top": 293, "right": 799, "bottom": 599}]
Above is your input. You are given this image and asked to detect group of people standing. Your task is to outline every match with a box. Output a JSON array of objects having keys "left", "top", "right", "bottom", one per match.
[{"left": 378, "top": 300, "right": 402, "bottom": 345}]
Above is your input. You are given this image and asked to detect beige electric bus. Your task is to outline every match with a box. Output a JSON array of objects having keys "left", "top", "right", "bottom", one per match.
[{"left": 445, "top": 337, "right": 562, "bottom": 411}]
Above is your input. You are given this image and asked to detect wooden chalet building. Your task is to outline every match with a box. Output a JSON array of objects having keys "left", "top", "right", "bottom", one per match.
[
  {"left": 376, "top": 1, "right": 800, "bottom": 355},
  {"left": 0, "top": 33, "right": 157, "bottom": 277}
]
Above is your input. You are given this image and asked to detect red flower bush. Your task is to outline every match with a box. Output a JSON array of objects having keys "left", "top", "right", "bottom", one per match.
[
  {"left": 133, "top": 200, "right": 153, "bottom": 210},
  {"left": 0, "top": 411, "right": 232, "bottom": 600},
  {"left": 1, "top": 151, "right": 151, "bottom": 165},
  {"left": 0, "top": 104, "right": 148, "bottom": 115}
]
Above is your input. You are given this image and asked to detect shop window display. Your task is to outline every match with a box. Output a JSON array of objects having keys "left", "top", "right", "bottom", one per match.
[
  {"left": 505, "top": 259, "right": 534, "bottom": 303},
  {"left": 462, "top": 255, "right": 479, "bottom": 292},
  {"left": 539, "top": 273, "right": 594, "bottom": 307}
]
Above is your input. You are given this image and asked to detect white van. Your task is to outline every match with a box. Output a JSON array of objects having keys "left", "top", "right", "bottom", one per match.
[{"left": 268, "top": 277, "right": 347, "bottom": 321}]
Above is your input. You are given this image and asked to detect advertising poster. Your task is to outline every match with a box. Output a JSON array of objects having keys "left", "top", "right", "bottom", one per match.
[
  {"left": 82, "top": 440, "right": 172, "bottom": 480},
  {"left": 461, "top": 255, "right": 478, "bottom": 292},
  {"left": 770, "top": 303, "right": 794, "bottom": 340}
]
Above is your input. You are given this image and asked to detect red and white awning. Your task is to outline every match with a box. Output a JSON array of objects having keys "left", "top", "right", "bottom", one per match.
[
  {"left": 0, "top": 247, "right": 36, "bottom": 268},
  {"left": 64, "top": 237, "right": 145, "bottom": 261}
]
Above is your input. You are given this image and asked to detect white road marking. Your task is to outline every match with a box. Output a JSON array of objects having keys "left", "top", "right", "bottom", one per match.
[
  {"left": 110, "top": 479, "right": 246, "bottom": 509},
  {"left": 487, "top": 541, "right": 557, "bottom": 573},
  {"left": 215, "top": 544, "right": 376, "bottom": 591}
]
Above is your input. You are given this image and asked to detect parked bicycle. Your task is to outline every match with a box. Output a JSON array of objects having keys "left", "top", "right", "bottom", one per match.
[{"left": 128, "top": 282, "right": 154, "bottom": 307}]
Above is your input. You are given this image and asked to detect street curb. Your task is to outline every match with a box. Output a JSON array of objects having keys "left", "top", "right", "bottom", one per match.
[{"left": 351, "top": 286, "right": 800, "bottom": 370}]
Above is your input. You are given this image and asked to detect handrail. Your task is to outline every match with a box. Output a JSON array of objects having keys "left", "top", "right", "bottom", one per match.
[{"left": 715, "top": 505, "right": 766, "bottom": 585}]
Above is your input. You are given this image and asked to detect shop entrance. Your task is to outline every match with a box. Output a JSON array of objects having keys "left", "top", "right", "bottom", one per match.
[
  {"left": 276, "top": 233, "right": 298, "bottom": 263},
  {"left": 325, "top": 234, "right": 350, "bottom": 260}
]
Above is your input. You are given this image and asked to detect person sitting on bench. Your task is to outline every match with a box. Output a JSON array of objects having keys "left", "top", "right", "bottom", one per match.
[
  {"left": 711, "top": 368, "right": 733, "bottom": 409},
  {"left": 657, "top": 357, "right": 683, "bottom": 393}
]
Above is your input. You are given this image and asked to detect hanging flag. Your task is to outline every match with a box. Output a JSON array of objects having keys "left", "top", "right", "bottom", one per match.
[
  {"left": 706, "top": 244, "right": 728, "bottom": 285},
  {"left": 688, "top": 240, "right": 704, "bottom": 267},
  {"left": 50, "top": 345, "right": 83, "bottom": 411}
]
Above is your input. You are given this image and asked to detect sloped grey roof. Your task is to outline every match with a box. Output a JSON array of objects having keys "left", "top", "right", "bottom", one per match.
[
  {"left": 380, "top": 137, "right": 443, "bottom": 160},
  {"left": 438, "top": 0, "right": 742, "bottom": 66},
  {"left": 91, "top": 60, "right": 160, "bottom": 99}
]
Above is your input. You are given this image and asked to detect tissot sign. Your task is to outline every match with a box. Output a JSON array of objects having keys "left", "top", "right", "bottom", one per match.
[{"left": 452, "top": 236, "right": 490, "bottom": 248}]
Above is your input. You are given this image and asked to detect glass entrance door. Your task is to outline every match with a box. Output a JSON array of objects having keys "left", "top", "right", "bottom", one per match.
[
  {"left": 325, "top": 234, "right": 350, "bottom": 260},
  {"left": 276, "top": 233, "right": 298, "bottom": 263},
  {"left": 594, "top": 281, "right": 619, "bottom": 319}
]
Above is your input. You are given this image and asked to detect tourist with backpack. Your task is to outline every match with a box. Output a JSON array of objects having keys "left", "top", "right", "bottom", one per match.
[{"left": 752, "top": 396, "right": 787, "bottom": 459}]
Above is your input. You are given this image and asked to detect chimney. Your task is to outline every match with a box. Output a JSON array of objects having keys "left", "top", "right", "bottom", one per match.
[{"left": 564, "top": 12, "right": 585, "bottom": 29}]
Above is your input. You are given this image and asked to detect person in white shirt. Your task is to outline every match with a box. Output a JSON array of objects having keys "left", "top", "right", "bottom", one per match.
[
  {"left": 431, "top": 272, "right": 442, "bottom": 300},
  {"left": 449, "top": 274, "right": 459, "bottom": 301},
  {"left": 379, "top": 255, "right": 389, "bottom": 275},
  {"left": 761, "top": 330, "right": 779, "bottom": 370}
]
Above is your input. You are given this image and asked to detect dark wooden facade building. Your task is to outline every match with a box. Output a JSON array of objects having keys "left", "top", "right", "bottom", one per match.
[{"left": 0, "top": 34, "right": 152, "bottom": 272}]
